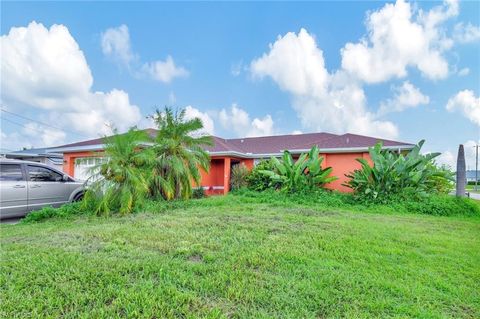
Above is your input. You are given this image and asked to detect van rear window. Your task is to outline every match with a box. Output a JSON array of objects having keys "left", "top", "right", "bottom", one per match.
[{"left": 0, "top": 164, "right": 24, "bottom": 181}]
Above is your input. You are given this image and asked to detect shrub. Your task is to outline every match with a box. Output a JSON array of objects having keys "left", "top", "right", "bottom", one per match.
[
  {"left": 230, "top": 163, "right": 249, "bottom": 190},
  {"left": 192, "top": 187, "right": 206, "bottom": 199},
  {"left": 247, "top": 160, "right": 277, "bottom": 191},
  {"left": 345, "top": 140, "right": 453, "bottom": 202},
  {"left": 259, "top": 146, "right": 337, "bottom": 193}
]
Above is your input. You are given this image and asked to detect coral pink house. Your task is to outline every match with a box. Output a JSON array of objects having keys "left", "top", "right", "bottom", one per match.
[{"left": 49, "top": 130, "right": 414, "bottom": 195}]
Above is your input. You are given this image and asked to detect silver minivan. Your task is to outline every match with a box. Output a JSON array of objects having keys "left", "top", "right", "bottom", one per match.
[{"left": 0, "top": 159, "right": 85, "bottom": 219}]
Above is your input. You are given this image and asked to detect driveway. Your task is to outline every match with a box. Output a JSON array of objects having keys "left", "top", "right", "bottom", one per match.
[
  {"left": 0, "top": 217, "right": 22, "bottom": 225},
  {"left": 468, "top": 192, "right": 480, "bottom": 200}
]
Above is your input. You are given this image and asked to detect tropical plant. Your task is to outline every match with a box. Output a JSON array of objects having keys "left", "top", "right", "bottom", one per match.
[
  {"left": 230, "top": 163, "right": 249, "bottom": 191},
  {"left": 149, "top": 107, "right": 213, "bottom": 200},
  {"left": 83, "top": 128, "right": 154, "bottom": 215},
  {"left": 345, "top": 140, "right": 454, "bottom": 202},
  {"left": 426, "top": 163, "right": 455, "bottom": 194},
  {"left": 259, "top": 146, "right": 337, "bottom": 193},
  {"left": 247, "top": 159, "right": 276, "bottom": 191}
]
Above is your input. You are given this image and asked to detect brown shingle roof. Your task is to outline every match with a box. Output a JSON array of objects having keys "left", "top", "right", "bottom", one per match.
[{"left": 50, "top": 129, "right": 414, "bottom": 154}]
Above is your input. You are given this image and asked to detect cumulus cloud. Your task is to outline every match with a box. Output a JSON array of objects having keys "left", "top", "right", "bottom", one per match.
[
  {"left": 219, "top": 104, "right": 274, "bottom": 137},
  {"left": 1, "top": 123, "right": 67, "bottom": 150},
  {"left": 453, "top": 22, "right": 480, "bottom": 44},
  {"left": 101, "top": 25, "right": 188, "bottom": 83},
  {"left": 250, "top": 28, "right": 398, "bottom": 139},
  {"left": 1, "top": 21, "right": 142, "bottom": 144},
  {"left": 378, "top": 81, "right": 429, "bottom": 115},
  {"left": 446, "top": 90, "right": 480, "bottom": 126},
  {"left": 184, "top": 105, "right": 215, "bottom": 135},
  {"left": 437, "top": 140, "right": 479, "bottom": 169},
  {"left": 142, "top": 56, "right": 189, "bottom": 83},
  {"left": 101, "top": 24, "right": 136, "bottom": 67},
  {"left": 341, "top": 0, "right": 458, "bottom": 83}
]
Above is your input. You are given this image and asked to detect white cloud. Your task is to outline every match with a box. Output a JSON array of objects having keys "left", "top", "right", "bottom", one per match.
[
  {"left": 142, "top": 56, "right": 189, "bottom": 83},
  {"left": 1, "top": 21, "right": 142, "bottom": 144},
  {"left": 379, "top": 81, "right": 429, "bottom": 115},
  {"left": 437, "top": 140, "right": 480, "bottom": 170},
  {"left": 341, "top": 0, "right": 457, "bottom": 83},
  {"left": 0, "top": 123, "right": 67, "bottom": 150},
  {"left": 250, "top": 28, "right": 398, "bottom": 139},
  {"left": 291, "top": 130, "right": 303, "bottom": 135},
  {"left": 446, "top": 90, "right": 480, "bottom": 126},
  {"left": 458, "top": 67, "right": 470, "bottom": 76},
  {"left": 100, "top": 24, "right": 188, "bottom": 83},
  {"left": 219, "top": 104, "right": 274, "bottom": 137},
  {"left": 101, "top": 24, "right": 136, "bottom": 67},
  {"left": 435, "top": 150, "right": 456, "bottom": 168},
  {"left": 453, "top": 22, "right": 480, "bottom": 44},
  {"left": 184, "top": 105, "right": 215, "bottom": 135}
]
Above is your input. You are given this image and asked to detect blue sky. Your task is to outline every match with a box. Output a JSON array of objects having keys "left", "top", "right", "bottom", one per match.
[{"left": 1, "top": 0, "right": 479, "bottom": 168}]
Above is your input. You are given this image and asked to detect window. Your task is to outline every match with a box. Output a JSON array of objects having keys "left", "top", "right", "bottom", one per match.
[
  {"left": 27, "top": 165, "right": 63, "bottom": 182},
  {"left": 0, "top": 164, "right": 24, "bottom": 181}
]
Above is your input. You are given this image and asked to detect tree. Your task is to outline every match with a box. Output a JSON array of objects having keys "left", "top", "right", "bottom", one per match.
[
  {"left": 149, "top": 107, "right": 213, "bottom": 200},
  {"left": 83, "top": 128, "right": 154, "bottom": 215}
]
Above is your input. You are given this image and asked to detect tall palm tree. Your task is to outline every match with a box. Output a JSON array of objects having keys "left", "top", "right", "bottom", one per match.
[
  {"left": 84, "top": 127, "right": 154, "bottom": 215},
  {"left": 150, "top": 107, "right": 213, "bottom": 200}
]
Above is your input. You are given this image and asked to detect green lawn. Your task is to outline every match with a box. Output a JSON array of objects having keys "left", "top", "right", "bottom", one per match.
[{"left": 1, "top": 196, "right": 479, "bottom": 318}]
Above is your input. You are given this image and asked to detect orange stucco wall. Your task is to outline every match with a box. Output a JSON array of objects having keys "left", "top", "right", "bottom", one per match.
[
  {"left": 322, "top": 152, "right": 370, "bottom": 192},
  {"left": 63, "top": 151, "right": 370, "bottom": 194}
]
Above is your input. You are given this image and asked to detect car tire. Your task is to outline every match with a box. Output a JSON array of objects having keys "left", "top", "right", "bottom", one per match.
[{"left": 73, "top": 192, "right": 84, "bottom": 202}]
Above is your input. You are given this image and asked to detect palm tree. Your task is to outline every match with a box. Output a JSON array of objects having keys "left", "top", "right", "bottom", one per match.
[
  {"left": 84, "top": 127, "right": 154, "bottom": 215},
  {"left": 149, "top": 107, "right": 213, "bottom": 200}
]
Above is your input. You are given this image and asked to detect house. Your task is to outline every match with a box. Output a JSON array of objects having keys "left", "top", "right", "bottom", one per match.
[
  {"left": 48, "top": 130, "right": 414, "bottom": 194},
  {"left": 1, "top": 148, "right": 64, "bottom": 170}
]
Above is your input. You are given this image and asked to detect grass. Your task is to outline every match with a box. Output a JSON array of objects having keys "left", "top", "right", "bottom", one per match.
[{"left": 1, "top": 194, "right": 480, "bottom": 318}]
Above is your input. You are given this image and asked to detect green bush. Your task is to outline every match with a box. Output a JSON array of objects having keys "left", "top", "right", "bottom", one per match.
[
  {"left": 345, "top": 140, "right": 454, "bottom": 202},
  {"left": 192, "top": 187, "right": 206, "bottom": 199},
  {"left": 247, "top": 160, "right": 277, "bottom": 191},
  {"left": 22, "top": 202, "right": 90, "bottom": 223},
  {"left": 259, "top": 146, "right": 337, "bottom": 193}
]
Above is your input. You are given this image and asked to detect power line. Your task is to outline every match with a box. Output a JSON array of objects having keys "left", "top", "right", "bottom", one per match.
[
  {"left": 1, "top": 117, "right": 70, "bottom": 139},
  {"left": 1, "top": 108, "right": 89, "bottom": 138}
]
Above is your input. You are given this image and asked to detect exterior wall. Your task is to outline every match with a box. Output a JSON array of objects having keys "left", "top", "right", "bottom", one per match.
[
  {"left": 63, "top": 151, "right": 100, "bottom": 177},
  {"left": 322, "top": 152, "right": 371, "bottom": 192},
  {"left": 62, "top": 151, "right": 372, "bottom": 194}
]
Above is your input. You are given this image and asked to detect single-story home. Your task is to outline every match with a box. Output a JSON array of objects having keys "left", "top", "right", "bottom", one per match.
[{"left": 48, "top": 129, "right": 414, "bottom": 194}]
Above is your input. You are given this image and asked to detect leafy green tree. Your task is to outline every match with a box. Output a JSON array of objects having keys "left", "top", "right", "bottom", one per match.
[
  {"left": 345, "top": 140, "right": 453, "bottom": 202},
  {"left": 83, "top": 128, "right": 154, "bottom": 215},
  {"left": 150, "top": 107, "right": 213, "bottom": 200},
  {"left": 260, "top": 146, "right": 337, "bottom": 193}
]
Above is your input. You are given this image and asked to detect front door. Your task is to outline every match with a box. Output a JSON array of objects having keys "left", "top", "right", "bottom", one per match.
[
  {"left": 0, "top": 163, "right": 28, "bottom": 218},
  {"left": 26, "top": 165, "right": 69, "bottom": 211}
]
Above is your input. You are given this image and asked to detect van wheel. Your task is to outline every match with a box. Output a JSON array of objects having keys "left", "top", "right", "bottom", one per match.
[{"left": 73, "top": 193, "right": 84, "bottom": 202}]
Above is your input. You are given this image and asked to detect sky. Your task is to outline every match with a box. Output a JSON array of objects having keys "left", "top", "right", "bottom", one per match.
[{"left": 1, "top": 0, "right": 479, "bottom": 169}]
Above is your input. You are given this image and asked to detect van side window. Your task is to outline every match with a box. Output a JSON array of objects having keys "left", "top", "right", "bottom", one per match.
[
  {"left": 27, "top": 165, "right": 63, "bottom": 182},
  {"left": 0, "top": 164, "right": 24, "bottom": 181}
]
